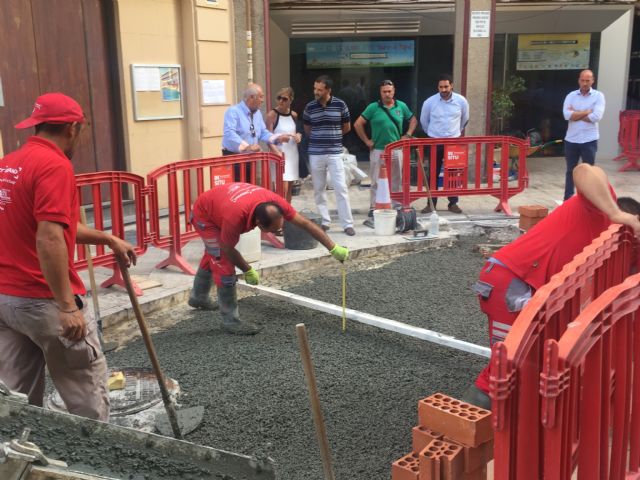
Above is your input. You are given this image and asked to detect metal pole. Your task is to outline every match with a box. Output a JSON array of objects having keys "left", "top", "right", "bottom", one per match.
[
  {"left": 239, "top": 283, "right": 491, "bottom": 358},
  {"left": 246, "top": 0, "right": 253, "bottom": 83}
]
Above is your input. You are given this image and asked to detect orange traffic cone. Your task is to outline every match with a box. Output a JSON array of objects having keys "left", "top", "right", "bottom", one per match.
[{"left": 375, "top": 161, "right": 392, "bottom": 210}]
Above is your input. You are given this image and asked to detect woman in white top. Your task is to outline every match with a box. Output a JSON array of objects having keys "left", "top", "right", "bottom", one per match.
[{"left": 266, "top": 86, "right": 302, "bottom": 203}]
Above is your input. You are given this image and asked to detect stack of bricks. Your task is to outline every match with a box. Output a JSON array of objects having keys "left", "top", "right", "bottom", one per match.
[
  {"left": 518, "top": 205, "right": 549, "bottom": 232},
  {"left": 391, "top": 393, "right": 493, "bottom": 480}
]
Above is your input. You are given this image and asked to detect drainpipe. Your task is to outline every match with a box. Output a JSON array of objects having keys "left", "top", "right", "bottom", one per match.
[
  {"left": 461, "top": 0, "right": 470, "bottom": 97},
  {"left": 484, "top": 0, "right": 497, "bottom": 135},
  {"left": 246, "top": 0, "right": 253, "bottom": 83},
  {"left": 263, "top": 0, "right": 272, "bottom": 111}
]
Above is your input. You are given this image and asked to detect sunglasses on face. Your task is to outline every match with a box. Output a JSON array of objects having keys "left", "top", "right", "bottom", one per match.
[
  {"left": 277, "top": 96, "right": 291, "bottom": 102},
  {"left": 380, "top": 80, "right": 394, "bottom": 87},
  {"left": 249, "top": 120, "right": 256, "bottom": 138}
]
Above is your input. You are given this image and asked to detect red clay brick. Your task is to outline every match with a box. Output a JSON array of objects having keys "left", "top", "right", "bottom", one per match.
[
  {"left": 444, "top": 437, "right": 494, "bottom": 472},
  {"left": 391, "top": 452, "right": 420, "bottom": 480},
  {"left": 412, "top": 425, "right": 443, "bottom": 453},
  {"left": 518, "top": 205, "right": 548, "bottom": 217},
  {"left": 461, "top": 465, "right": 488, "bottom": 480},
  {"left": 418, "top": 393, "right": 492, "bottom": 447},
  {"left": 419, "top": 439, "right": 464, "bottom": 480}
]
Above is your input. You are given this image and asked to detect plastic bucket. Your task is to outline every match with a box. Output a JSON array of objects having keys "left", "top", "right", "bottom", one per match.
[
  {"left": 284, "top": 211, "right": 322, "bottom": 250},
  {"left": 373, "top": 209, "right": 397, "bottom": 236},
  {"left": 237, "top": 227, "right": 261, "bottom": 263}
]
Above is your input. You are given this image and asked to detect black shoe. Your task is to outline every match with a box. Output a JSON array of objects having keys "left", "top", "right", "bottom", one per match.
[
  {"left": 321, "top": 224, "right": 330, "bottom": 232},
  {"left": 344, "top": 227, "right": 355, "bottom": 236},
  {"left": 222, "top": 321, "right": 262, "bottom": 335},
  {"left": 367, "top": 209, "right": 374, "bottom": 218}
]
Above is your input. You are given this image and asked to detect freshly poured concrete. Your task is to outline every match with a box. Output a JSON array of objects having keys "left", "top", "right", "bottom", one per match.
[{"left": 103, "top": 237, "right": 489, "bottom": 479}]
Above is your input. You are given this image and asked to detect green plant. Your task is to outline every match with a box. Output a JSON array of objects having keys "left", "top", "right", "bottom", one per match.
[{"left": 491, "top": 76, "right": 526, "bottom": 134}]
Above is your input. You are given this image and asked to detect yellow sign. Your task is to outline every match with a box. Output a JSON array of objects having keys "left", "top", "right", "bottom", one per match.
[{"left": 517, "top": 34, "right": 591, "bottom": 71}]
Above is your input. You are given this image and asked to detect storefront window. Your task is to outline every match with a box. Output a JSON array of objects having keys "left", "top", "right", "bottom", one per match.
[
  {"left": 289, "top": 36, "right": 453, "bottom": 161},
  {"left": 492, "top": 33, "right": 601, "bottom": 153}
]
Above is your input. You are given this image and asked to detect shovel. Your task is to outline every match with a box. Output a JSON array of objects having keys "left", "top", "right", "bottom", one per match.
[
  {"left": 79, "top": 207, "right": 118, "bottom": 353},
  {"left": 116, "top": 256, "right": 204, "bottom": 439}
]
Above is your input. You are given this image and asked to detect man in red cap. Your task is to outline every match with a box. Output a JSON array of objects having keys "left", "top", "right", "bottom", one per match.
[{"left": 0, "top": 93, "right": 136, "bottom": 421}]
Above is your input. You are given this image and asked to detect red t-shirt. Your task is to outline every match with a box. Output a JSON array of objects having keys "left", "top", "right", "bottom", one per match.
[
  {"left": 0, "top": 136, "right": 85, "bottom": 297},
  {"left": 193, "top": 183, "right": 297, "bottom": 247},
  {"left": 495, "top": 192, "right": 614, "bottom": 290}
]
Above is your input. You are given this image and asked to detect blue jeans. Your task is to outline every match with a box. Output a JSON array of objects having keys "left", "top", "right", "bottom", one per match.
[{"left": 564, "top": 140, "right": 597, "bottom": 200}]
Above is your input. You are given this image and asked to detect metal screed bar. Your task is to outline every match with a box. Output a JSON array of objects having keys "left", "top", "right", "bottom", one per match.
[{"left": 239, "top": 283, "right": 491, "bottom": 358}]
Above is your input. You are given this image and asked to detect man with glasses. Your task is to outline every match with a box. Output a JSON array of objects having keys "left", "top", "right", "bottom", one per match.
[
  {"left": 303, "top": 75, "right": 356, "bottom": 236},
  {"left": 354, "top": 80, "right": 417, "bottom": 218},
  {"left": 222, "top": 83, "right": 290, "bottom": 180},
  {"left": 419, "top": 73, "right": 469, "bottom": 214}
]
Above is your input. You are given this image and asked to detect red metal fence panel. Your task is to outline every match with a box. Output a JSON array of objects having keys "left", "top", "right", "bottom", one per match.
[
  {"left": 382, "top": 136, "right": 529, "bottom": 215},
  {"left": 490, "top": 224, "right": 635, "bottom": 480},
  {"left": 614, "top": 110, "right": 640, "bottom": 172},
  {"left": 146, "top": 153, "right": 284, "bottom": 274},
  {"left": 74, "top": 171, "right": 148, "bottom": 295},
  {"left": 540, "top": 272, "right": 640, "bottom": 479}
]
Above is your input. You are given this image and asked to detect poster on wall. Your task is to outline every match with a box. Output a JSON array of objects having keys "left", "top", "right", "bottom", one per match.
[
  {"left": 306, "top": 40, "right": 415, "bottom": 69},
  {"left": 517, "top": 34, "right": 591, "bottom": 71},
  {"left": 160, "top": 67, "right": 181, "bottom": 102}
]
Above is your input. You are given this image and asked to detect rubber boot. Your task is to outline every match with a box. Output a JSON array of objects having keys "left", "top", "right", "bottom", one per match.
[
  {"left": 217, "top": 285, "right": 262, "bottom": 335},
  {"left": 461, "top": 384, "right": 492, "bottom": 411},
  {"left": 188, "top": 267, "right": 218, "bottom": 310}
]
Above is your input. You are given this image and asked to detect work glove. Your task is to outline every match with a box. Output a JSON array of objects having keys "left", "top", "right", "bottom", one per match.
[
  {"left": 244, "top": 267, "right": 260, "bottom": 285},
  {"left": 330, "top": 245, "right": 349, "bottom": 263}
]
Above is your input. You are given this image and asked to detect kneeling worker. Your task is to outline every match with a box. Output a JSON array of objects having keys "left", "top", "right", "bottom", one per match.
[{"left": 188, "top": 182, "right": 349, "bottom": 334}]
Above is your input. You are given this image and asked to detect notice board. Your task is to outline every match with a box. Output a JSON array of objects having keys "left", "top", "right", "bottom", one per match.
[{"left": 131, "top": 64, "right": 184, "bottom": 120}]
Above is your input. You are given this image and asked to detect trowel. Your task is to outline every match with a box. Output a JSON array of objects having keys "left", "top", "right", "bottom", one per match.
[{"left": 116, "top": 257, "right": 204, "bottom": 439}]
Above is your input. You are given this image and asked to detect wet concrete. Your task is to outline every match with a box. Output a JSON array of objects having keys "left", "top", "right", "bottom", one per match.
[{"left": 101, "top": 236, "right": 489, "bottom": 479}]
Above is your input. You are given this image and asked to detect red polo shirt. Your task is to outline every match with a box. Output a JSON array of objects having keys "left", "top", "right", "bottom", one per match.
[
  {"left": 192, "top": 183, "right": 296, "bottom": 247},
  {"left": 0, "top": 136, "right": 85, "bottom": 297},
  {"left": 494, "top": 191, "right": 614, "bottom": 290}
]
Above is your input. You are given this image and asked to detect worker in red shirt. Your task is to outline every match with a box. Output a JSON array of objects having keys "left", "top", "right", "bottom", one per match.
[
  {"left": 189, "top": 182, "right": 349, "bottom": 335},
  {"left": 0, "top": 93, "right": 136, "bottom": 421},
  {"left": 464, "top": 164, "right": 640, "bottom": 409}
]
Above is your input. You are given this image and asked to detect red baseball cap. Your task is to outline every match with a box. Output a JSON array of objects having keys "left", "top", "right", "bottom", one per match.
[{"left": 15, "top": 93, "right": 85, "bottom": 129}]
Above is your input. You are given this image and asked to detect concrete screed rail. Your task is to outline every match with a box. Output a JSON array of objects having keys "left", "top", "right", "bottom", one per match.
[{"left": 238, "top": 283, "right": 491, "bottom": 358}]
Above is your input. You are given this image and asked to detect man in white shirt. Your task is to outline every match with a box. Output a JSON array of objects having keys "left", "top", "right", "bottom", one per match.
[
  {"left": 562, "top": 70, "right": 606, "bottom": 200},
  {"left": 419, "top": 74, "right": 469, "bottom": 214}
]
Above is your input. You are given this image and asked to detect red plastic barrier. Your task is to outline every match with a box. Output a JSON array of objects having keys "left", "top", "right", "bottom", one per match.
[
  {"left": 382, "top": 136, "right": 529, "bottom": 215},
  {"left": 540, "top": 272, "right": 640, "bottom": 479},
  {"left": 614, "top": 110, "right": 640, "bottom": 171},
  {"left": 490, "top": 224, "right": 635, "bottom": 480},
  {"left": 74, "top": 171, "right": 149, "bottom": 295},
  {"left": 146, "top": 153, "right": 284, "bottom": 274}
]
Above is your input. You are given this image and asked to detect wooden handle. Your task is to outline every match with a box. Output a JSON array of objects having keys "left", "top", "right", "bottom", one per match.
[
  {"left": 116, "top": 257, "right": 183, "bottom": 440},
  {"left": 296, "top": 323, "right": 336, "bottom": 480},
  {"left": 79, "top": 207, "right": 101, "bottom": 325}
]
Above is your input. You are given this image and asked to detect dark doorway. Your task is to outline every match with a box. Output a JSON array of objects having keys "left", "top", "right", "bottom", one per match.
[{"left": 0, "top": 0, "right": 124, "bottom": 174}]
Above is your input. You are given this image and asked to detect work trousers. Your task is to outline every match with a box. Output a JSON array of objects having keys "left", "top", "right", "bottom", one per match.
[
  {"left": 0, "top": 294, "right": 109, "bottom": 421},
  {"left": 192, "top": 213, "right": 237, "bottom": 288},
  {"left": 309, "top": 153, "right": 354, "bottom": 229},
  {"left": 369, "top": 148, "right": 403, "bottom": 208},
  {"left": 564, "top": 139, "right": 597, "bottom": 200},
  {"left": 427, "top": 142, "right": 459, "bottom": 207},
  {"left": 472, "top": 261, "right": 532, "bottom": 394}
]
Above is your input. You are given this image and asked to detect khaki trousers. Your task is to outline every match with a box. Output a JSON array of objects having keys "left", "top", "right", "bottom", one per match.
[{"left": 0, "top": 294, "right": 109, "bottom": 421}]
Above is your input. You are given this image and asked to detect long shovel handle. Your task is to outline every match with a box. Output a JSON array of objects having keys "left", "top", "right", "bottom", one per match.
[
  {"left": 296, "top": 323, "right": 336, "bottom": 480},
  {"left": 115, "top": 257, "right": 183, "bottom": 440},
  {"left": 79, "top": 208, "right": 101, "bottom": 331}
]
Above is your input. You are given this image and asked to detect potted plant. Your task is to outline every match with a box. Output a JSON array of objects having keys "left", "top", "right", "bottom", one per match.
[{"left": 491, "top": 76, "right": 526, "bottom": 135}]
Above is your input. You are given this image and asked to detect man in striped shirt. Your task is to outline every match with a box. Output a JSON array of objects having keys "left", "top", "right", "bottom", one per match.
[{"left": 303, "top": 75, "right": 355, "bottom": 236}]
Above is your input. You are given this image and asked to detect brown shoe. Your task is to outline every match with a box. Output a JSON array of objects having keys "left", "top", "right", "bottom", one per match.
[
  {"left": 321, "top": 224, "right": 330, "bottom": 232},
  {"left": 421, "top": 205, "right": 433, "bottom": 214},
  {"left": 344, "top": 227, "right": 355, "bottom": 236},
  {"left": 448, "top": 204, "right": 463, "bottom": 214}
]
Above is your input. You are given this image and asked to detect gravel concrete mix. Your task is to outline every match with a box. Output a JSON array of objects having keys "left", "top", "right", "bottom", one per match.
[{"left": 103, "top": 236, "right": 490, "bottom": 479}]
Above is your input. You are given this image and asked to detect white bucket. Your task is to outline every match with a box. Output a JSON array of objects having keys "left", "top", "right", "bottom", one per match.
[
  {"left": 373, "top": 209, "right": 397, "bottom": 236},
  {"left": 237, "top": 227, "right": 261, "bottom": 263}
]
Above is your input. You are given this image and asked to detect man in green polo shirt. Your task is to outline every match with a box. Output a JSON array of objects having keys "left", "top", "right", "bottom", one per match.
[{"left": 354, "top": 79, "right": 417, "bottom": 217}]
